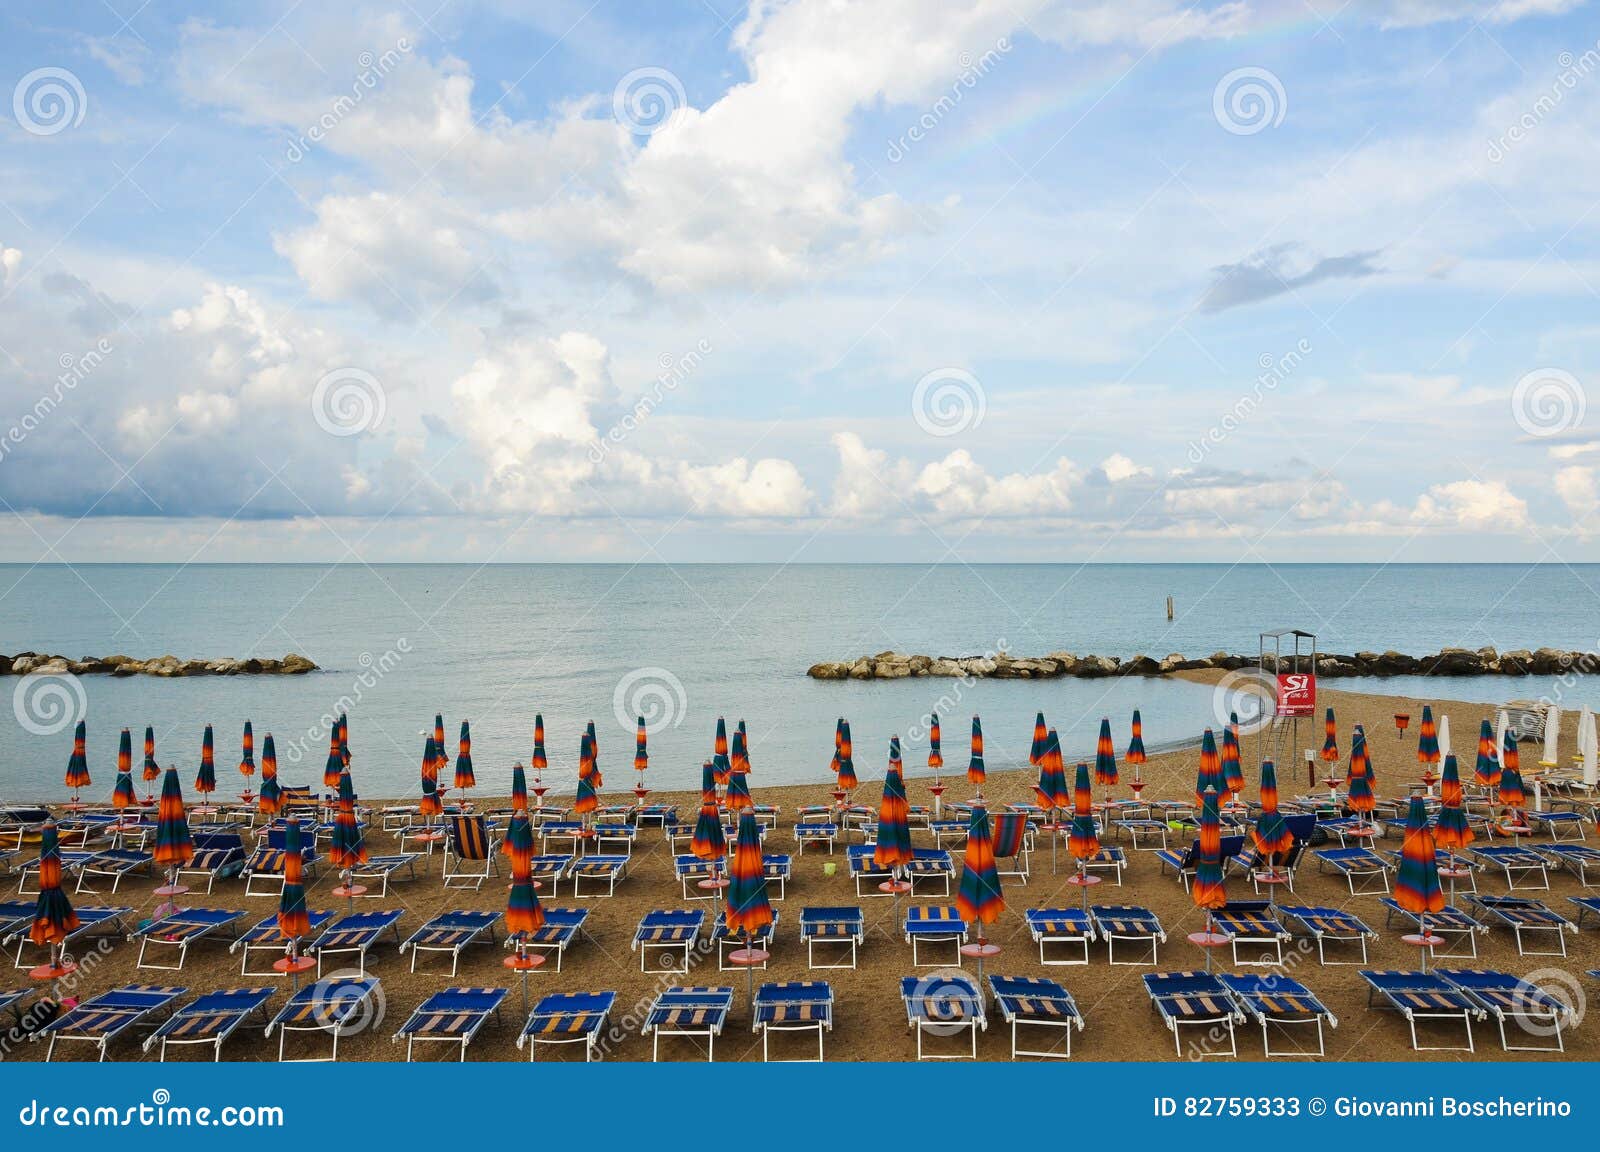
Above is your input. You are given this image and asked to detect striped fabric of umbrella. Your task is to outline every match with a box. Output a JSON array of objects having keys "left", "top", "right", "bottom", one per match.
[
  {"left": 726, "top": 768, "right": 753, "bottom": 813},
  {"left": 634, "top": 717, "right": 649, "bottom": 777},
  {"left": 194, "top": 723, "right": 217, "bottom": 797},
  {"left": 502, "top": 809, "right": 535, "bottom": 876},
  {"left": 836, "top": 721, "right": 857, "bottom": 791},
  {"left": 238, "top": 721, "right": 256, "bottom": 787},
  {"left": 574, "top": 732, "right": 600, "bottom": 816},
  {"left": 153, "top": 767, "right": 194, "bottom": 869},
  {"left": 421, "top": 734, "right": 438, "bottom": 786},
  {"left": 454, "top": 721, "right": 476, "bottom": 791},
  {"left": 505, "top": 814, "right": 545, "bottom": 939},
  {"left": 1346, "top": 732, "right": 1376, "bottom": 819},
  {"left": 1321, "top": 708, "right": 1339, "bottom": 762},
  {"left": 1068, "top": 760, "right": 1100, "bottom": 860},
  {"left": 712, "top": 717, "right": 731, "bottom": 786},
  {"left": 967, "top": 715, "right": 986, "bottom": 790},
  {"left": 1433, "top": 754, "right": 1475, "bottom": 852},
  {"left": 691, "top": 786, "right": 725, "bottom": 862},
  {"left": 323, "top": 722, "right": 343, "bottom": 789},
  {"left": 64, "top": 720, "right": 90, "bottom": 794},
  {"left": 1498, "top": 733, "right": 1527, "bottom": 822},
  {"left": 725, "top": 810, "right": 773, "bottom": 939},
  {"left": 142, "top": 726, "right": 160, "bottom": 784},
  {"left": 734, "top": 720, "right": 752, "bottom": 776},
  {"left": 1095, "top": 717, "right": 1119, "bottom": 787},
  {"left": 1030, "top": 712, "right": 1048, "bottom": 767},
  {"left": 1395, "top": 793, "right": 1445, "bottom": 919},
  {"left": 955, "top": 804, "right": 1004, "bottom": 925},
  {"left": 419, "top": 773, "right": 441, "bottom": 818},
  {"left": 277, "top": 818, "right": 310, "bottom": 942},
  {"left": 1251, "top": 760, "right": 1293, "bottom": 858},
  {"left": 532, "top": 714, "right": 549, "bottom": 775},
  {"left": 1194, "top": 729, "right": 1223, "bottom": 808},
  {"left": 329, "top": 766, "right": 366, "bottom": 869},
  {"left": 829, "top": 719, "right": 843, "bottom": 779},
  {"left": 29, "top": 821, "right": 79, "bottom": 948},
  {"left": 112, "top": 727, "right": 136, "bottom": 809},
  {"left": 433, "top": 715, "right": 449, "bottom": 785},
  {"left": 1417, "top": 705, "right": 1440, "bottom": 767},
  {"left": 873, "top": 739, "right": 915, "bottom": 870},
  {"left": 578, "top": 727, "right": 600, "bottom": 788},
  {"left": 586, "top": 720, "right": 600, "bottom": 769},
  {"left": 259, "top": 734, "right": 282, "bottom": 816},
  {"left": 1034, "top": 729, "right": 1070, "bottom": 812},
  {"left": 511, "top": 763, "right": 528, "bottom": 813},
  {"left": 927, "top": 714, "right": 943, "bottom": 775},
  {"left": 700, "top": 760, "right": 717, "bottom": 805},
  {"left": 1126, "top": 709, "right": 1147, "bottom": 765},
  {"left": 339, "top": 713, "right": 351, "bottom": 767},
  {"left": 1221, "top": 722, "right": 1245, "bottom": 797},
  {"left": 1474, "top": 719, "right": 1500, "bottom": 788},
  {"left": 1192, "top": 787, "right": 1227, "bottom": 911}
]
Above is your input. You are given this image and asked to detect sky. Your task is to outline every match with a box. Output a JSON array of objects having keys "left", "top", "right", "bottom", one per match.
[{"left": 1, "top": 0, "right": 1599, "bottom": 564}]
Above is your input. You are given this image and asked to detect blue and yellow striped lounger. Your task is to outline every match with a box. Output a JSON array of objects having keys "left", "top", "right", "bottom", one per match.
[
  {"left": 518, "top": 991, "right": 616, "bottom": 1061},
  {"left": 527, "top": 854, "right": 573, "bottom": 896},
  {"left": 132, "top": 907, "right": 247, "bottom": 971},
  {"left": 1314, "top": 846, "right": 1393, "bottom": 894},
  {"left": 175, "top": 832, "right": 246, "bottom": 893},
  {"left": 1380, "top": 898, "right": 1485, "bottom": 958},
  {"left": 1465, "top": 894, "right": 1576, "bottom": 956},
  {"left": 569, "top": 854, "right": 629, "bottom": 898},
  {"left": 903, "top": 849, "right": 956, "bottom": 896},
  {"left": 400, "top": 910, "right": 501, "bottom": 975},
  {"left": 144, "top": 987, "right": 275, "bottom": 1061},
  {"left": 1536, "top": 843, "right": 1600, "bottom": 885},
  {"left": 1143, "top": 971, "right": 1242, "bottom": 1058},
  {"left": 230, "top": 909, "right": 333, "bottom": 975},
  {"left": 1277, "top": 904, "right": 1378, "bottom": 965},
  {"left": 901, "top": 972, "right": 985, "bottom": 1060},
  {"left": 393, "top": 986, "right": 506, "bottom": 1062},
  {"left": 309, "top": 909, "right": 404, "bottom": 976},
  {"left": 634, "top": 804, "right": 678, "bottom": 828},
  {"left": 506, "top": 906, "right": 588, "bottom": 972},
  {"left": 6, "top": 904, "right": 133, "bottom": 971},
  {"left": 665, "top": 822, "right": 695, "bottom": 852},
  {"left": 243, "top": 842, "right": 320, "bottom": 897},
  {"left": 538, "top": 822, "right": 587, "bottom": 854},
  {"left": 1219, "top": 973, "right": 1336, "bottom": 1057},
  {"left": 1435, "top": 968, "right": 1572, "bottom": 1052},
  {"left": 348, "top": 853, "right": 419, "bottom": 898},
  {"left": 1360, "top": 969, "right": 1484, "bottom": 1052},
  {"left": 1526, "top": 809, "right": 1586, "bottom": 842},
  {"left": 442, "top": 816, "right": 497, "bottom": 890},
  {"left": 1211, "top": 901, "right": 1292, "bottom": 966},
  {"left": 0, "top": 988, "right": 31, "bottom": 1024},
  {"left": 713, "top": 910, "right": 779, "bottom": 970},
  {"left": 15, "top": 850, "right": 96, "bottom": 895},
  {"left": 799, "top": 906, "right": 864, "bottom": 969},
  {"left": 929, "top": 820, "right": 968, "bottom": 847},
  {"left": 643, "top": 986, "right": 734, "bottom": 1062},
  {"left": 988, "top": 974, "right": 1082, "bottom": 1060},
  {"left": 762, "top": 854, "right": 792, "bottom": 900},
  {"left": 794, "top": 822, "right": 836, "bottom": 854},
  {"left": 266, "top": 974, "right": 381, "bottom": 1062},
  {"left": 675, "top": 854, "right": 725, "bottom": 899},
  {"left": 1469, "top": 844, "right": 1550, "bottom": 891},
  {"left": 752, "top": 981, "right": 833, "bottom": 1062},
  {"left": 633, "top": 909, "right": 704, "bottom": 972},
  {"left": 1090, "top": 904, "right": 1166, "bottom": 965},
  {"left": 35, "top": 983, "right": 184, "bottom": 1062},
  {"left": 903, "top": 905, "right": 967, "bottom": 966},
  {"left": 75, "top": 848, "right": 152, "bottom": 894},
  {"left": 591, "top": 824, "right": 638, "bottom": 855},
  {"left": 1024, "top": 907, "right": 1095, "bottom": 966}
]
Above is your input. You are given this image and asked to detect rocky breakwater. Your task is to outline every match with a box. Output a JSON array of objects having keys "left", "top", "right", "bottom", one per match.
[
  {"left": 2, "top": 652, "right": 318, "bottom": 678},
  {"left": 807, "top": 647, "right": 1595, "bottom": 680}
]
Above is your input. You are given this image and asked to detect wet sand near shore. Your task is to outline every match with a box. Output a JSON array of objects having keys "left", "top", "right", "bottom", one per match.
[{"left": 14, "top": 679, "right": 1598, "bottom": 1063}]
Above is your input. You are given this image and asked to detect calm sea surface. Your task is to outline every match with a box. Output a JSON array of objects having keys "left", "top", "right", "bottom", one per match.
[{"left": 3, "top": 564, "right": 1597, "bottom": 800}]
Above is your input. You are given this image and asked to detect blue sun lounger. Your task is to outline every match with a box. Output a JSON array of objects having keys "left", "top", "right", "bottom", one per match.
[
  {"left": 763, "top": 854, "right": 792, "bottom": 900},
  {"left": 1210, "top": 900, "right": 1293, "bottom": 966},
  {"left": 633, "top": 909, "right": 704, "bottom": 972},
  {"left": 504, "top": 906, "right": 588, "bottom": 973},
  {"left": 348, "top": 853, "right": 420, "bottom": 898},
  {"left": 1470, "top": 844, "right": 1550, "bottom": 891},
  {"left": 309, "top": 909, "right": 404, "bottom": 976},
  {"left": 799, "top": 906, "right": 864, "bottom": 969},
  {"left": 74, "top": 848, "right": 152, "bottom": 894},
  {"left": 400, "top": 910, "right": 500, "bottom": 974},
  {"left": 712, "top": 910, "right": 779, "bottom": 969},
  {"left": 15, "top": 850, "right": 96, "bottom": 895},
  {"left": 1571, "top": 895, "right": 1600, "bottom": 927},
  {"left": 393, "top": 986, "right": 506, "bottom": 1062},
  {"left": 1465, "top": 894, "right": 1577, "bottom": 956},
  {"left": 538, "top": 822, "right": 586, "bottom": 854},
  {"left": 901, "top": 971, "right": 985, "bottom": 1060},
  {"left": 1144, "top": 971, "right": 1241, "bottom": 1058},
  {"left": 1090, "top": 904, "right": 1166, "bottom": 965},
  {"left": 6, "top": 904, "right": 134, "bottom": 970},
  {"left": 1273, "top": 904, "right": 1376, "bottom": 965},
  {"left": 643, "top": 985, "right": 734, "bottom": 1061},
  {"left": 243, "top": 833, "right": 320, "bottom": 896},
  {"left": 0, "top": 988, "right": 31, "bottom": 1024},
  {"left": 751, "top": 981, "right": 833, "bottom": 1062},
  {"left": 35, "top": 983, "right": 184, "bottom": 1061},
  {"left": 1526, "top": 809, "right": 1587, "bottom": 841},
  {"left": 518, "top": 991, "right": 616, "bottom": 1061},
  {"left": 1156, "top": 836, "right": 1246, "bottom": 890},
  {"left": 1024, "top": 907, "right": 1095, "bottom": 965},
  {"left": 569, "top": 854, "right": 629, "bottom": 897},
  {"left": 230, "top": 909, "right": 333, "bottom": 975},
  {"left": 591, "top": 823, "right": 638, "bottom": 855},
  {"left": 635, "top": 804, "right": 677, "bottom": 828},
  {"left": 266, "top": 973, "right": 381, "bottom": 1061},
  {"left": 1380, "top": 898, "right": 1486, "bottom": 958},
  {"left": 903, "top": 905, "right": 967, "bottom": 966},
  {"left": 527, "top": 854, "right": 573, "bottom": 895},
  {"left": 794, "top": 821, "right": 837, "bottom": 854},
  {"left": 175, "top": 831, "right": 247, "bottom": 893},
  {"left": 675, "top": 854, "right": 724, "bottom": 899},
  {"left": 132, "top": 907, "right": 247, "bottom": 970},
  {"left": 143, "top": 987, "right": 275, "bottom": 1061},
  {"left": 1434, "top": 968, "right": 1573, "bottom": 1052},
  {"left": 1360, "top": 969, "right": 1484, "bottom": 1051},
  {"left": 1536, "top": 843, "right": 1600, "bottom": 886},
  {"left": 1313, "top": 846, "right": 1393, "bottom": 893},
  {"left": 1219, "top": 973, "right": 1337, "bottom": 1057},
  {"left": 988, "top": 974, "right": 1083, "bottom": 1060}
]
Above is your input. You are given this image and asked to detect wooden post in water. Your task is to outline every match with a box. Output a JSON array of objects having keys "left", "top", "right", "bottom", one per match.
[{"left": 1166, "top": 596, "right": 1174, "bottom": 620}]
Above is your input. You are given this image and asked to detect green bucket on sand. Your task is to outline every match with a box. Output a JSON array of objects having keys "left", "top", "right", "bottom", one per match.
[{"left": 823, "top": 862, "right": 837, "bottom": 877}]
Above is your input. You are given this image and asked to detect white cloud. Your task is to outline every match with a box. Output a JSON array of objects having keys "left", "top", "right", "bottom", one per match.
[
  {"left": 0, "top": 244, "right": 19, "bottom": 285},
  {"left": 1101, "top": 452, "right": 1152, "bottom": 482},
  {"left": 1554, "top": 464, "right": 1599, "bottom": 525},
  {"left": 1412, "top": 479, "right": 1530, "bottom": 529}
]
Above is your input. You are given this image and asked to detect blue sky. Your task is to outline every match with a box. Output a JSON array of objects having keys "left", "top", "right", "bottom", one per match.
[{"left": 1, "top": 0, "right": 1598, "bottom": 563}]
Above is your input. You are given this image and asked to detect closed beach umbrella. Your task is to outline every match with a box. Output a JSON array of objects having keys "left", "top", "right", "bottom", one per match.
[
  {"left": 725, "top": 767, "right": 753, "bottom": 813},
  {"left": 454, "top": 721, "right": 475, "bottom": 791},
  {"left": 872, "top": 739, "right": 915, "bottom": 870},
  {"left": 64, "top": 720, "right": 90, "bottom": 796},
  {"left": 700, "top": 760, "right": 717, "bottom": 805},
  {"left": 1068, "top": 760, "right": 1100, "bottom": 860},
  {"left": 955, "top": 804, "right": 1004, "bottom": 926},
  {"left": 419, "top": 772, "right": 441, "bottom": 818},
  {"left": 1346, "top": 732, "right": 1376, "bottom": 821},
  {"left": 634, "top": 717, "right": 649, "bottom": 776},
  {"left": 1418, "top": 705, "right": 1440, "bottom": 767},
  {"left": 532, "top": 714, "right": 549, "bottom": 775},
  {"left": 574, "top": 732, "right": 599, "bottom": 816},
  {"left": 733, "top": 720, "right": 751, "bottom": 776},
  {"left": 1474, "top": 719, "right": 1500, "bottom": 788},
  {"left": 505, "top": 816, "right": 545, "bottom": 939},
  {"left": 712, "top": 717, "right": 731, "bottom": 785},
  {"left": 1395, "top": 793, "right": 1445, "bottom": 970},
  {"left": 1034, "top": 729, "right": 1070, "bottom": 812},
  {"left": 323, "top": 722, "right": 343, "bottom": 789},
  {"left": 1251, "top": 760, "right": 1293, "bottom": 858},
  {"left": 1127, "top": 709, "right": 1147, "bottom": 766},
  {"left": 1498, "top": 733, "right": 1527, "bottom": 822},
  {"left": 967, "top": 715, "right": 986, "bottom": 792},
  {"left": 1030, "top": 712, "right": 1048, "bottom": 767},
  {"left": 329, "top": 766, "right": 366, "bottom": 869},
  {"left": 691, "top": 784, "right": 725, "bottom": 862},
  {"left": 1194, "top": 729, "right": 1223, "bottom": 808},
  {"left": 238, "top": 721, "right": 256, "bottom": 792},
  {"left": 1221, "top": 722, "right": 1245, "bottom": 797},
  {"left": 1193, "top": 787, "right": 1227, "bottom": 913},
  {"left": 153, "top": 767, "right": 194, "bottom": 869},
  {"left": 194, "top": 723, "right": 217, "bottom": 797},
  {"left": 111, "top": 727, "right": 136, "bottom": 809},
  {"left": 836, "top": 721, "right": 857, "bottom": 791},
  {"left": 1581, "top": 708, "right": 1598, "bottom": 788},
  {"left": 1095, "top": 717, "right": 1119, "bottom": 788},
  {"left": 502, "top": 808, "right": 535, "bottom": 876},
  {"left": 433, "top": 715, "right": 449, "bottom": 785},
  {"left": 1438, "top": 714, "right": 1452, "bottom": 762},
  {"left": 258, "top": 734, "right": 281, "bottom": 816},
  {"left": 511, "top": 763, "right": 528, "bottom": 813},
  {"left": 142, "top": 725, "right": 160, "bottom": 783},
  {"left": 1433, "top": 754, "right": 1474, "bottom": 854},
  {"left": 927, "top": 714, "right": 943, "bottom": 775},
  {"left": 585, "top": 719, "right": 600, "bottom": 766},
  {"left": 1542, "top": 704, "right": 1561, "bottom": 768},
  {"left": 277, "top": 818, "right": 310, "bottom": 942},
  {"left": 725, "top": 809, "right": 773, "bottom": 939},
  {"left": 29, "top": 821, "right": 79, "bottom": 956},
  {"left": 578, "top": 727, "right": 600, "bottom": 787},
  {"left": 829, "top": 719, "right": 842, "bottom": 779},
  {"left": 1321, "top": 708, "right": 1339, "bottom": 762},
  {"left": 338, "top": 713, "right": 351, "bottom": 767},
  {"left": 420, "top": 734, "right": 439, "bottom": 786}
]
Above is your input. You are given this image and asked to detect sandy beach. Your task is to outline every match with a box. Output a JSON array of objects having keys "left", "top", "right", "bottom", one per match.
[{"left": 10, "top": 677, "right": 1597, "bottom": 1063}]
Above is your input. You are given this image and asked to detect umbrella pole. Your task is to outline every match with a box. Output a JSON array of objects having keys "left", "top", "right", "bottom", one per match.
[
  {"left": 1204, "top": 911, "right": 1214, "bottom": 974},
  {"left": 1418, "top": 912, "right": 1429, "bottom": 973}
]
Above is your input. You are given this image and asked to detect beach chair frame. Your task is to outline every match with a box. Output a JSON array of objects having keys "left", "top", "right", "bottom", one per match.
[
  {"left": 348, "top": 853, "right": 419, "bottom": 899},
  {"left": 714, "top": 911, "right": 778, "bottom": 970},
  {"left": 1435, "top": 968, "right": 1569, "bottom": 1053},
  {"left": 266, "top": 975, "right": 380, "bottom": 1062},
  {"left": 393, "top": 986, "right": 506, "bottom": 1062},
  {"left": 903, "top": 905, "right": 968, "bottom": 967},
  {"left": 1219, "top": 973, "right": 1337, "bottom": 1058},
  {"left": 1314, "top": 847, "right": 1393, "bottom": 894},
  {"left": 1465, "top": 894, "right": 1576, "bottom": 957},
  {"left": 569, "top": 854, "right": 629, "bottom": 898},
  {"left": 1114, "top": 819, "right": 1170, "bottom": 851},
  {"left": 7, "top": 905, "right": 133, "bottom": 970},
  {"left": 243, "top": 841, "right": 319, "bottom": 897},
  {"left": 901, "top": 973, "right": 986, "bottom": 1060},
  {"left": 73, "top": 848, "right": 152, "bottom": 894},
  {"left": 15, "top": 850, "right": 95, "bottom": 895},
  {"left": 1536, "top": 843, "right": 1600, "bottom": 887},
  {"left": 1526, "top": 809, "right": 1586, "bottom": 842},
  {"left": 751, "top": 981, "right": 833, "bottom": 1062},
  {"left": 132, "top": 908, "right": 246, "bottom": 971},
  {"left": 799, "top": 907, "right": 865, "bottom": 970},
  {"left": 441, "top": 815, "right": 498, "bottom": 890},
  {"left": 633, "top": 909, "right": 705, "bottom": 972},
  {"left": 1470, "top": 844, "right": 1550, "bottom": 891},
  {"left": 1143, "top": 972, "right": 1241, "bottom": 1058},
  {"left": 1211, "top": 902, "right": 1292, "bottom": 966},
  {"left": 1091, "top": 905, "right": 1166, "bottom": 965},
  {"left": 1278, "top": 905, "right": 1377, "bottom": 965},
  {"left": 144, "top": 987, "right": 274, "bottom": 1061},
  {"left": 400, "top": 910, "right": 501, "bottom": 975},
  {"left": 794, "top": 822, "right": 836, "bottom": 855},
  {"left": 1380, "top": 899, "right": 1485, "bottom": 959},
  {"left": 34, "top": 983, "right": 184, "bottom": 1062},
  {"left": 174, "top": 832, "right": 247, "bottom": 893},
  {"left": 1025, "top": 907, "right": 1095, "bottom": 966},
  {"left": 763, "top": 854, "right": 792, "bottom": 900},
  {"left": 518, "top": 991, "right": 615, "bottom": 1061},
  {"left": 1360, "top": 969, "right": 1482, "bottom": 1052},
  {"left": 506, "top": 906, "right": 588, "bottom": 973},
  {"left": 310, "top": 909, "right": 404, "bottom": 977},
  {"left": 643, "top": 985, "right": 733, "bottom": 1061},
  {"left": 230, "top": 910, "right": 333, "bottom": 975},
  {"left": 988, "top": 975, "right": 1083, "bottom": 1060}
]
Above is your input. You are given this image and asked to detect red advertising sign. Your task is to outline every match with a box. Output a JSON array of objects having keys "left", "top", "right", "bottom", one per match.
[{"left": 1275, "top": 672, "right": 1316, "bottom": 716}]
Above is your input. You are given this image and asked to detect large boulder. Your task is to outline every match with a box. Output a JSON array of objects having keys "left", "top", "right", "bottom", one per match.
[
  {"left": 928, "top": 658, "right": 964, "bottom": 677},
  {"left": 873, "top": 660, "right": 912, "bottom": 679},
  {"left": 847, "top": 659, "right": 872, "bottom": 679},
  {"left": 279, "top": 653, "right": 317, "bottom": 674},
  {"left": 1529, "top": 647, "right": 1571, "bottom": 674},
  {"left": 961, "top": 657, "right": 997, "bottom": 677},
  {"left": 1119, "top": 654, "right": 1161, "bottom": 676},
  {"left": 1158, "top": 653, "right": 1186, "bottom": 673},
  {"left": 1430, "top": 647, "right": 1484, "bottom": 674},
  {"left": 807, "top": 662, "right": 849, "bottom": 680},
  {"left": 1077, "top": 655, "right": 1119, "bottom": 677}
]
